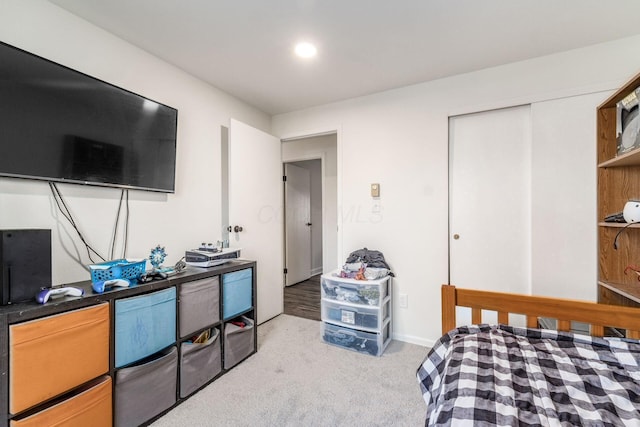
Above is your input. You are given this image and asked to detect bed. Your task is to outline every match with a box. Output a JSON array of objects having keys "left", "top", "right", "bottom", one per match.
[{"left": 417, "top": 284, "right": 640, "bottom": 426}]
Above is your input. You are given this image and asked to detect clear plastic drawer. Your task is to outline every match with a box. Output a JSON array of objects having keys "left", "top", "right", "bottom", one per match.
[
  {"left": 321, "top": 297, "right": 390, "bottom": 332},
  {"left": 321, "top": 321, "right": 390, "bottom": 357},
  {"left": 320, "top": 272, "right": 390, "bottom": 307}
]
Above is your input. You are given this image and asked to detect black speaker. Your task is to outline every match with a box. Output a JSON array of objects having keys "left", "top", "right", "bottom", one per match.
[{"left": 0, "top": 230, "right": 52, "bottom": 305}]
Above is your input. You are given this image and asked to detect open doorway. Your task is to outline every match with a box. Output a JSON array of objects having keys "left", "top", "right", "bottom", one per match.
[
  {"left": 285, "top": 160, "right": 321, "bottom": 285},
  {"left": 282, "top": 133, "right": 338, "bottom": 321}
]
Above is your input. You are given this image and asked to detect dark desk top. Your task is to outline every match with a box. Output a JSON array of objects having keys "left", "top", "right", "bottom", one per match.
[{"left": 0, "top": 260, "right": 256, "bottom": 324}]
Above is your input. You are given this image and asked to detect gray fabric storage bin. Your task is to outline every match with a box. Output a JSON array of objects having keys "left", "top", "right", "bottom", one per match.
[
  {"left": 115, "top": 346, "right": 177, "bottom": 427},
  {"left": 224, "top": 316, "right": 255, "bottom": 369},
  {"left": 179, "top": 276, "right": 220, "bottom": 338},
  {"left": 180, "top": 328, "right": 222, "bottom": 398}
]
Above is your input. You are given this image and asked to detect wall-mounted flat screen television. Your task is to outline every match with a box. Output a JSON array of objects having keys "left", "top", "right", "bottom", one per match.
[{"left": 0, "top": 41, "right": 178, "bottom": 193}]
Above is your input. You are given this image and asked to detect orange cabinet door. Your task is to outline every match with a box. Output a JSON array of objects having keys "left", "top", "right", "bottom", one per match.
[
  {"left": 10, "top": 303, "right": 110, "bottom": 414},
  {"left": 11, "top": 376, "right": 112, "bottom": 427}
]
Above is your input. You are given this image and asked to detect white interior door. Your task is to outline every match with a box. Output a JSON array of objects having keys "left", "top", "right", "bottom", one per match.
[
  {"left": 449, "top": 105, "right": 531, "bottom": 323},
  {"left": 284, "top": 163, "right": 311, "bottom": 286},
  {"left": 229, "top": 119, "right": 283, "bottom": 324}
]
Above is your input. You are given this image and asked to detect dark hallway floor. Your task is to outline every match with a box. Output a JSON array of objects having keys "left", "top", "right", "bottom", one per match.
[{"left": 283, "top": 274, "right": 321, "bottom": 321}]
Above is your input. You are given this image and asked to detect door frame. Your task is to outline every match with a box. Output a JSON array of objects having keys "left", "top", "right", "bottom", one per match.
[
  {"left": 280, "top": 126, "right": 343, "bottom": 277},
  {"left": 283, "top": 155, "right": 324, "bottom": 284}
]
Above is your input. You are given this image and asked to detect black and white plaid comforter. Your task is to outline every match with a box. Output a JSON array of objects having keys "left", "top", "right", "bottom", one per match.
[{"left": 417, "top": 324, "right": 640, "bottom": 426}]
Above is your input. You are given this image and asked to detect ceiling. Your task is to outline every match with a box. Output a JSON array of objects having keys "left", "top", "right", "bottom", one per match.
[{"left": 49, "top": 0, "right": 640, "bottom": 115}]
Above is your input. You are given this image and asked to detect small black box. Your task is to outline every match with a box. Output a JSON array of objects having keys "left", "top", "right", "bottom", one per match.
[{"left": 0, "top": 229, "right": 52, "bottom": 305}]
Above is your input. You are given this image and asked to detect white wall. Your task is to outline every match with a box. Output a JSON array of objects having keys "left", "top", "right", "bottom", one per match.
[
  {"left": 0, "top": 1, "right": 271, "bottom": 285},
  {"left": 281, "top": 134, "right": 338, "bottom": 273},
  {"left": 273, "top": 35, "right": 640, "bottom": 346}
]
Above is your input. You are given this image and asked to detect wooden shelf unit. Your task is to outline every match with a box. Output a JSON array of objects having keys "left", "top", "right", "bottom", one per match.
[{"left": 597, "top": 70, "right": 640, "bottom": 310}]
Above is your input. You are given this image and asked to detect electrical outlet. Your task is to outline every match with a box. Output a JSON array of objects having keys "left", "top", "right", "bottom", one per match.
[{"left": 399, "top": 293, "right": 408, "bottom": 308}]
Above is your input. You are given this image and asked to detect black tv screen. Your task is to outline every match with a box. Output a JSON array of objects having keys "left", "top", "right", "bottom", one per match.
[{"left": 0, "top": 41, "right": 177, "bottom": 193}]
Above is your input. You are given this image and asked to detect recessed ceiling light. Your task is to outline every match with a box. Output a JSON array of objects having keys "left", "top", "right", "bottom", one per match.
[{"left": 294, "top": 42, "right": 317, "bottom": 58}]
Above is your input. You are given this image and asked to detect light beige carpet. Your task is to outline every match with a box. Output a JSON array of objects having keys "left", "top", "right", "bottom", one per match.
[{"left": 151, "top": 314, "right": 428, "bottom": 426}]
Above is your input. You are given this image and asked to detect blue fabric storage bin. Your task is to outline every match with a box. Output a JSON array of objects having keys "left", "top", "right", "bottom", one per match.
[
  {"left": 222, "top": 268, "right": 253, "bottom": 319},
  {"left": 115, "top": 287, "right": 176, "bottom": 368}
]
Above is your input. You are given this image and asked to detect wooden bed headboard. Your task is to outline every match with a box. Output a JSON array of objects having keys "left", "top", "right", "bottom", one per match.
[{"left": 442, "top": 284, "right": 640, "bottom": 338}]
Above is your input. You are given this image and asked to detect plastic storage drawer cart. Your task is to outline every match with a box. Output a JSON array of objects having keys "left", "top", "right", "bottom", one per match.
[
  {"left": 11, "top": 376, "right": 112, "bottom": 427},
  {"left": 115, "top": 346, "right": 177, "bottom": 427},
  {"left": 321, "top": 321, "right": 391, "bottom": 356},
  {"left": 222, "top": 268, "right": 253, "bottom": 319},
  {"left": 115, "top": 287, "right": 176, "bottom": 368},
  {"left": 224, "top": 316, "right": 255, "bottom": 369},
  {"left": 320, "top": 271, "right": 392, "bottom": 356},
  {"left": 180, "top": 328, "right": 222, "bottom": 398},
  {"left": 179, "top": 276, "right": 220, "bottom": 338},
  {"left": 9, "top": 303, "right": 110, "bottom": 415}
]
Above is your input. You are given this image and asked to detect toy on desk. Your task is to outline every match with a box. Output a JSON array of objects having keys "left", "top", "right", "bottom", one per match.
[
  {"left": 173, "top": 257, "right": 186, "bottom": 274},
  {"left": 149, "top": 245, "right": 167, "bottom": 270},
  {"left": 143, "top": 245, "right": 187, "bottom": 281},
  {"left": 142, "top": 244, "right": 172, "bottom": 283},
  {"left": 92, "top": 278, "right": 130, "bottom": 294},
  {"left": 89, "top": 259, "right": 146, "bottom": 284},
  {"left": 138, "top": 270, "right": 168, "bottom": 283},
  {"left": 36, "top": 286, "right": 84, "bottom": 304}
]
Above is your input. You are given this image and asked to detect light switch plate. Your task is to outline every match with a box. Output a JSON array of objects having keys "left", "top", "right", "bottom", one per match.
[{"left": 371, "top": 183, "right": 380, "bottom": 198}]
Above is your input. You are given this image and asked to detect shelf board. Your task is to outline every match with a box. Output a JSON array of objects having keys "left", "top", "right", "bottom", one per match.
[
  {"left": 598, "top": 146, "right": 640, "bottom": 168},
  {"left": 599, "top": 281, "right": 640, "bottom": 305},
  {"left": 598, "top": 222, "right": 640, "bottom": 228}
]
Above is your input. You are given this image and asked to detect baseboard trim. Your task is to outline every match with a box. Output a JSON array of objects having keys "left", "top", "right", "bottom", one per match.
[
  {"left": 310, "top": 267, "right": 323, "bottom": 276},
  {"left": 391, "top": 332, "right": 435, "bottom": 348}
]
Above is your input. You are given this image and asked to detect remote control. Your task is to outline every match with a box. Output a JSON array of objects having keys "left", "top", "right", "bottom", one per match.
[
  {"left": 36, "top": 287, "right": 84, "bottom": 304},
  {"left": 92, "top": 279, "right": 130, "bottom": 294}
]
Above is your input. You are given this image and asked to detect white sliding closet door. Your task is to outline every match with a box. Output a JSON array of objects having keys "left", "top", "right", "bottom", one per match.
[
  {"left": 449, "top": 105, "right": 531, "bottom": 324},
  {"left": 531, "top": 92, "right": 603, "bottom": 301}
]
